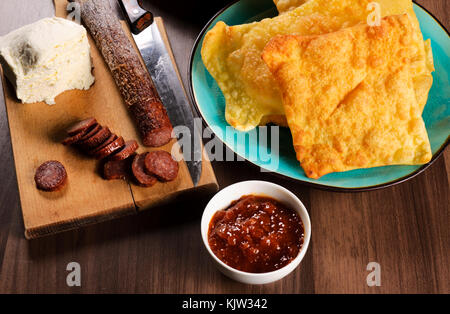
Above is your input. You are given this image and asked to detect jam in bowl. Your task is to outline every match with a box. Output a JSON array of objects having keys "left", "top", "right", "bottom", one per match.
[
  {"left": 201, "top": 181, "right": 311, "bottom": 285},
  {"left": 208, "top": 195, "right": 305, "bottom": 273}
]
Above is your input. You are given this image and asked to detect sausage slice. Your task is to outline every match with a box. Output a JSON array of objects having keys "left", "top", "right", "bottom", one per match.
[
  {"left": 34, "top": 161, "right": 67, "bottom": 192},
  {"left": 62, "top": 127, "right": 90, "bottom": 146},
  {"left": 88, "top": 134, "right": 117, "bottom": 156},
  {"left": 93, "top": 136, "right": 125, "bottom": 160},
  {"left": 78, "top": 126, "right": 112, "bottom": 151},
  {"left": 109, "top": 140, "right": 139, "bottom": 161},
  {"left": 144, "top": 151, "right": 179, "bottom": 182},
  {"left": 132, "top": 153, "right": 157, "bottom": 187},
  {"left": 66, "top": 118, "right": 97, "bottom": 136},
  {"left": 77, "top": 123, "right": 102, "bottom": 142},
  {"left": 103, "top": 158, "right": 133, "bottom": 180}
]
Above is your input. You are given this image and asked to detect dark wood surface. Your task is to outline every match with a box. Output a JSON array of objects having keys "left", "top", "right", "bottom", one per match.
[{"left": 0, "top": 0, "right": 448, "bottom": 294}]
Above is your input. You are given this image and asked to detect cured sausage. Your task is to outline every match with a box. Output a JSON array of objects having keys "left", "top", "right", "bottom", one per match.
[
  {"left": 77, "top": 123, "right": 102, "bottom": 143},
  {"left": 93, "top": 136, "right": 125, "bottom": 160},
  {"left": 61, "top": 117, "right": 176, "bottom": 187},
  {"left": 62, "top": 127, "right": 90, "bottom": 146},
  {"left": 66, "top": 117, "right": 97, "bottom": 136},
  {"left": 109, "top": 140, "right": 139, "bottom": 161},
  {"left": 34, "top": 160, "right": 67, "bottom": 192},
  {"left": 128, "top": 102, "right": 173, "bottom": 147},
  {"left": 78, "top": 126, "right": 112, "bottom": 151},
  {"left": 131, "top": 153, "right": 157, "bottom": 187},
  {"left": 73, "top": 0, "right": 173, "bottom": 147},
  {"left": 103, "top": 158, "right": 132, "bottom": 180},
  {"left": 144, "top": 151, "right": 179, "bottom": 182},
  {"left": 88, "top": 134, "right": 117, "bottom": 156}
]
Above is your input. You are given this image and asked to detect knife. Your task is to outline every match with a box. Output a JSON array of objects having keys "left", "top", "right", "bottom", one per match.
[{"left": 118, "top": 0, "right": 202, "bottom": 186}]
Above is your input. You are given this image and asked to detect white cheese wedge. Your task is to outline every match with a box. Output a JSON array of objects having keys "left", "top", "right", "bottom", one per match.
[{"left": 0, "top": 17, "right": 94, "bottom": 104}]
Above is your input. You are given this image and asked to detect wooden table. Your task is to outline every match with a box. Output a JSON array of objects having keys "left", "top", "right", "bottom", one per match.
[{"left": 0, "top": 0, "right": 448, "bottom": 294}]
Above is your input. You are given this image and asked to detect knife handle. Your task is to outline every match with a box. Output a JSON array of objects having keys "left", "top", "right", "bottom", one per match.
[{"left": 118, "top": 0, "right": 153, "bottom": 34}]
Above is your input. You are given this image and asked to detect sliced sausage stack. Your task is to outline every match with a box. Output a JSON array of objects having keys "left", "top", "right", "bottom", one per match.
[{"left": 62, "top": 118, "right": 178, "bottom": 186}]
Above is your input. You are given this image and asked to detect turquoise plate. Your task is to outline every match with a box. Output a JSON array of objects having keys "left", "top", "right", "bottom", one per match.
[{"left": 189, "top": 0, "right": 450, "bottom": 191}]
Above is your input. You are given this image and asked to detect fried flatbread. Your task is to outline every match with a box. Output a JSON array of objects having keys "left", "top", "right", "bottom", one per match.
[
  {"left": 262, "top": 15, "right": 432, "bottom": 179},
  {"left": 201, "top": 0, "right": 433, "bottom": 131},
  {"left": 273, "top": 0, "right": 309, "bottom": 13}
]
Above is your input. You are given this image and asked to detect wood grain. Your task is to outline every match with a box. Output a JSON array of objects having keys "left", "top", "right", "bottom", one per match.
[{"left": 0, "top": 0, "right": 448, "bottom": 293}]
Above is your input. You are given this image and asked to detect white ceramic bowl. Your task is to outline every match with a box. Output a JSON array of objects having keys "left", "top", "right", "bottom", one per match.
[{"left": 201, "top": 180, "right": 311, "bottom": 285}]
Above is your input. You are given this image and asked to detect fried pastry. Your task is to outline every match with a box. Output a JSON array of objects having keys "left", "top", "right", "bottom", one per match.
[
  {"left": 273, "top": 0, "right": 309, "bottom": 13},
  {"left": 262, "top": 15, "right": 432, "bottom": 179},
  {"left": 201, "top": 0, "right": 433, "bottom": 131}
]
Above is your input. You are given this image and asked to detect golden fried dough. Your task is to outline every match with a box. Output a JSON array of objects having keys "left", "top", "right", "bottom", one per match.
[
  {"left": 201, "top": 0, "right": 433, "bottom": 131},
  {"left": 273, "top": 0, "right": 309, "bottom": 13},
  {"left": 262, "top": 15, "right": 432, "bottom": 179}
]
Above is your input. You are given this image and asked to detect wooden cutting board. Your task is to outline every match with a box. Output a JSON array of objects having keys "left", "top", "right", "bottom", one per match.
[{"left": 0, "top": 1, "right": 218, "bottom": 239}]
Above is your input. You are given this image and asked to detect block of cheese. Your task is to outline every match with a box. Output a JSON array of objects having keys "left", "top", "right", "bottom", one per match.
[{"left": 0, "top": 17, "right": 94, "bottom": 104}]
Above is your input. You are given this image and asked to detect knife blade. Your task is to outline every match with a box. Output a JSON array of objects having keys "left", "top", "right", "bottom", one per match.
[{"left": 119, "top": 0, "right": 202, "bottom": 186}]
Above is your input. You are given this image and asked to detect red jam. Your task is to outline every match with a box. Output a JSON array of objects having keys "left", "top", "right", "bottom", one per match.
[{"left": 208, "top": 195, "right": 304, "bottom": 273}]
